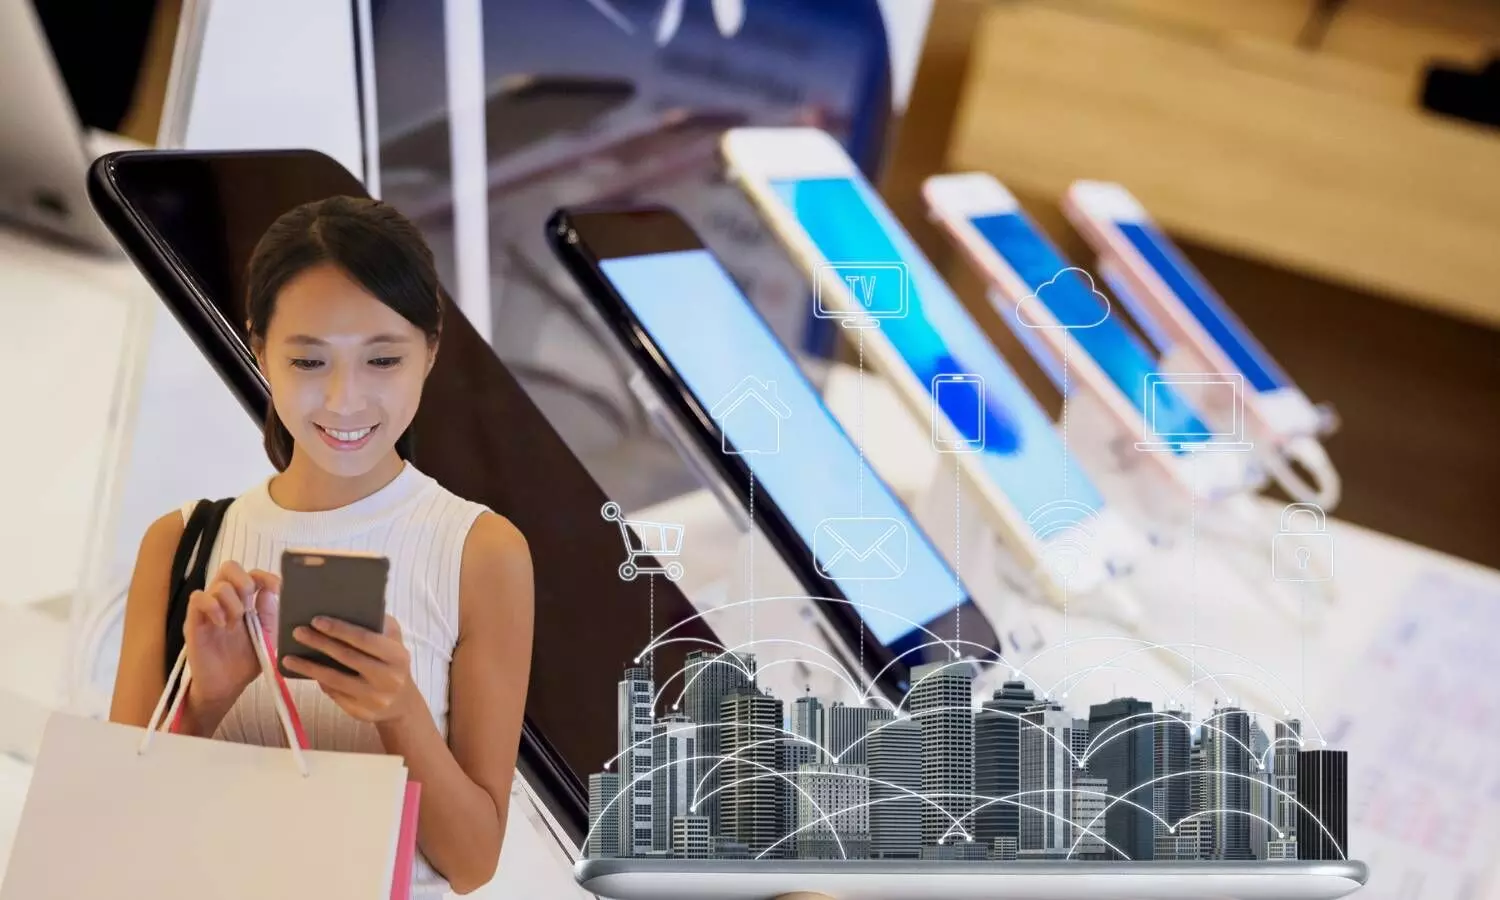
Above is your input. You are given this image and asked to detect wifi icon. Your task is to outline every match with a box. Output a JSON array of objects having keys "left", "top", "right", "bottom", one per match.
[{"left": 1027, "top": 499, "right": 1101, "bottom": 585}]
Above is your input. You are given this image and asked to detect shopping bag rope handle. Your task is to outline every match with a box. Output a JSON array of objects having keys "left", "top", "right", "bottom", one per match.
[{"left": 138, "top": 611, "right": 311, "bottom": 777}]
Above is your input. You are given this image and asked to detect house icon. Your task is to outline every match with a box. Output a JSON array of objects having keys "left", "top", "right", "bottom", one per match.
[{"left": 710, "top": 376, "right": 792, "bottom": 455}]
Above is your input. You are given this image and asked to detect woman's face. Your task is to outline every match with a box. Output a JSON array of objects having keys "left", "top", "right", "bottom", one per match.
[{"left": 255, "top": 263, "right": 434, "bottom": 477}]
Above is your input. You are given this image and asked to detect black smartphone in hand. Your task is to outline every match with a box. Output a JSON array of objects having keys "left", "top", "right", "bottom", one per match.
[{"left": 277, "top": 549, "right": 390, "bottom": 679}]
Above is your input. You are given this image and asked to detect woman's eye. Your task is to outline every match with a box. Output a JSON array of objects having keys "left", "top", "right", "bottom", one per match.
[
  {"left": 289, "top": 358, "right": 324, "bottom": 371},
  {"left": 370, "top": 356, "right": 403, "bottom": 369}
]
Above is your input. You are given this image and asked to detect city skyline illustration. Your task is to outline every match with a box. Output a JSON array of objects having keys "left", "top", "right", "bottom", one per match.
[{"left": 584, "top": 639, "right": 1349, "bottom": 864}]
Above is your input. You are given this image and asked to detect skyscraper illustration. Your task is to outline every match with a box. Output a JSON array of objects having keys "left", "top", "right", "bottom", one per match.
[
  {"left": 1072, "top": 776, "right": 1111, "bottom": 859},
  {"left": 826, "top": 701, "right": 894, "bottom": 765},
  {"left": 867, "top": 716, "right": 922, "bottom": 859},
  {"left": 588, "top": 771, "right": 621, "bottom": 859},
  {"left": 777, "top": 736, "right": 819, "bottom": 854},
  {"left": 651, "top": 713, "right": 695, "bottom": 854},
  {"left": 973, "top": 680, "right": 1036, "bottom": 850},
  {"left": 617, "top": 666, "right": 655, "bottom": 857},
  {"left": 1296, "top": 749, "right": 1348, "bottom": 861},
  {"left": 672, "top": 816, "right": 712, "bottom": 859},
  {"left": 719, "top": 689, "right": 785, "bottom": 858},
  {"left": 1250, "top": 769, "right": 1273, "bottom": 860},
  {"left": 907, "top": 661, "right": 976, "bottom": 850},
  {"left": 792, "top": 693, "right": 827, "bottom": 761},
  {"left": 1019, "top": 701, "right": 1076, "bottom": 857},
  {"left": 1152, "top": 709, "right": 1194, "bottom": 860},
  {"left": 1204, "top": 706, "right": 1254, "bottom": 860},
  {"left": 1087, "top": 698, "right": 1155, "bottom": 860},
  {"left": 1184, "top": 735, "right": 1214, "bottom": 860},
  {"left": 683, "top": 649, "right": 757, "bottom": 838},
  {"left": 1070, "top": 719, "right": 1092, "bottom": 776},
  {"left": 1273, "top": 719, "right": 1302, "bottom": 849},
  {"left": 796, "top": 763, "right": 871, "bottom": 859}
]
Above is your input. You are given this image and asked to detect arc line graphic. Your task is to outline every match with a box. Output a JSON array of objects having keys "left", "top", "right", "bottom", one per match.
[
  {"left": 1079, "top": 711, "right": 1267, "bottom": 772},
  {"left": 697, "top": 768, "right": 969, "bottom": 838},
  {"left": 762, "top": 790, "right": 1132, "bottom": 862},
  {"left": 604, "top": 721, "right": 823, "bottom": 775},
  {"left": 949, "top": 787, "right": 1168, "bottom": 838},
  {"left": 860, "top": 640, "right": 1007, "bottom": 703},
  {"left": 583, "top": 753, "right": 841, "bottom": 860},
  {"left": 1170, "top": 808, "right": 1286, "bottom": 841},
  {"left": 1020, "top": 637, "right": 1324, "bottom": 742},
  {"left": 692, "top": 733, "right": 828, "bottom": 802},
  {"left": 844, "top": 706, "right": 1073, "bottom": 769},
  {"left": 1260, "top": 735, "right": 1306, "bottom": 770},
  {"left": 1066, "top": 769, "right": 1346, "bottom": 861},
  {"left": 638, "top": 594, "right": 955, "bottom": 662},
  {"left": 669, "top": 656, "right": 866, "bottom": 716}
]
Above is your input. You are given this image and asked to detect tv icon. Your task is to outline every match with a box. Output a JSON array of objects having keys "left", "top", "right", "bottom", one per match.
[
  {"left": 814, "top": 262, "right": 908, "bottom": 329},
  {"left": 1135, "top": 373, "right": 1254, "bottom": 452}
]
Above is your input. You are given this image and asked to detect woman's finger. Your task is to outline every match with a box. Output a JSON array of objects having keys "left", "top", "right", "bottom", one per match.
[
  {"left": 317, "top": 685, "right": 373, "bottom": 721},
  {"left": 186, "top": 589, "right": 223, "bottom": 628},
  {"left": 309, "top": 616, "right": 401, "bottom": 663},
  {"left": 282, "top": 656, "right": 364, "bottom": 695},
  {"left": 216, "top": 562, "right": 256, "bottom": 604},
  {"left": 291, "top": 626, "right": 377, "bottom": 676},
  {"left": 246, "top": 569, "right": 281, "bottom": 620},
  {"left": 209, "top": 582, "right": 246, "bottom": 621}
]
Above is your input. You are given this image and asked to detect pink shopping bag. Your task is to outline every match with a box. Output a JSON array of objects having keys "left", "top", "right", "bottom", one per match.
[{"left": 169, "top": 615, "right": 424, "bottom": 900}]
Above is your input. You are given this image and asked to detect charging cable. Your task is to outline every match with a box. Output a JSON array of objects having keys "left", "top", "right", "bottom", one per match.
[{"left": 1263, "top": 435, "right": 1342, "bottom": 511}]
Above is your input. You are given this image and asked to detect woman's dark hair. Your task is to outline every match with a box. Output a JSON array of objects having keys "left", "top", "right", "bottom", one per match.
[{"left": 244, "top": 196, "right": 444, "bottom": 471}]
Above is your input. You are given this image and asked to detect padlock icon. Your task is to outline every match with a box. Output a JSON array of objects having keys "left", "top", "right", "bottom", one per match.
[{"left": 1272, "top": 503, "right": 1334, "bottom": 583}]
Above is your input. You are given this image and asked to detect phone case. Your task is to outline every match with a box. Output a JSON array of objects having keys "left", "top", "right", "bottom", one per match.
[{"left": 277, "top": 550, "right": 390, "bottom": 679}]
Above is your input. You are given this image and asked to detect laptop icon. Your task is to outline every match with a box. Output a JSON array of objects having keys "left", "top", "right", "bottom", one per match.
[{"left": 1134, "top": 373, "right": 1254, "bottom": 452}]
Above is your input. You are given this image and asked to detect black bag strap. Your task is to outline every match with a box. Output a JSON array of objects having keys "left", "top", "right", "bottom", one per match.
[{"left": 163, "top": 497, "right": 236, "bottom": 680}]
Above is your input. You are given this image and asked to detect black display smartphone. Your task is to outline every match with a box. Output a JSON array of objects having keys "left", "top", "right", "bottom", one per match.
[
  {"left": 277, "top": 550, "right": 390, "bottom": 679},
  {"left": 86, "top": 149, "right": 719, "bottom": 850},
  {"left": 547, "top": 204, "right": 1006, "bottom": 698}
]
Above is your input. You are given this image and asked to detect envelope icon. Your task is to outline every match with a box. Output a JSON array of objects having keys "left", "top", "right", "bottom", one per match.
[{"left": 814, "top": 517, "right": 908, "bottom": 581}]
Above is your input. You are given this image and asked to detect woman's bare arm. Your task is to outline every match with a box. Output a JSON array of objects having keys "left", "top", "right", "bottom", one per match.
[
  {"left": 374, "top": 512, "right": 535, "bottom": 893},
  {"left": 108, "top": 511, "right": 185, "bottom": 727}
]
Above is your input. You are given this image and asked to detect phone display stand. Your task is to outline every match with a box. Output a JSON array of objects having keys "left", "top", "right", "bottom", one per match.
[{"left": 623, "top": 373, "right": 862, "bottom": 707}]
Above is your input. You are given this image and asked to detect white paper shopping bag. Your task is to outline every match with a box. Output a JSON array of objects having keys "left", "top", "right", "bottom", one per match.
[{"left": 0, "top": 613, "right": 412, "bottom": 899}]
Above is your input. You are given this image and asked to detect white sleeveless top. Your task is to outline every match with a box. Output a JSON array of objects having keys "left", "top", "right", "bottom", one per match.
[{"left": 180, "top": 462, "right": 488, "bottom": 897}]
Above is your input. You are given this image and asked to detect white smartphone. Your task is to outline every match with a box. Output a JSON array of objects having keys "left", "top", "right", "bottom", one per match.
[
  {"left": 576, "top": 858, "right": 1369, "bottom": 900},
  {"left": 923, "top": 172, "right": 1258, "bottom": 502},
  {"left": 721, "top": 127, "right": 1149, "bottom": 610},
  {"left": 1062, "top": 181, "right": 1341, "bottom": 508}
]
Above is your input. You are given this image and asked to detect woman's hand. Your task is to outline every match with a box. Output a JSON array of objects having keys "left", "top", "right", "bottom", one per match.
[
  {"left": 283, "top": 615, "right": 420, "bottom": 724},
  {"left": 184, "top": 561, "right": 280, "bottom": 714}
]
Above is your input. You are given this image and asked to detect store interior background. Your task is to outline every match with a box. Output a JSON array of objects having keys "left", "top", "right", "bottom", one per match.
[{"left": 2, "top": 0, "right": 1498, "bottom": 895}]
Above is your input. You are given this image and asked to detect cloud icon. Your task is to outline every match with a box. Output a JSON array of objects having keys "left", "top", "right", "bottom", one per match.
[{"left": 1014, "top": 267, "right": 1111, "bottom": 329}]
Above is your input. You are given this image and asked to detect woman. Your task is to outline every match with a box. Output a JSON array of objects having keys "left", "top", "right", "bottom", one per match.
[{"left": 110, "top": 196, "right": 534, "bottom": 897}]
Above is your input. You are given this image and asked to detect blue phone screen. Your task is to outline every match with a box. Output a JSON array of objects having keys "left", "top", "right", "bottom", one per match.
[
  {"left": 1117, "top": 222, "right": 1290, "bottom": 393},
  {"left": 969, "top": 212, "right": 1213, "bottom": 448},
  {"left": 767, "top": 176, "right": 1106, "bottom": 529},
  {"left": 599, "top": 249, "right": 970, "bottom": 650}
]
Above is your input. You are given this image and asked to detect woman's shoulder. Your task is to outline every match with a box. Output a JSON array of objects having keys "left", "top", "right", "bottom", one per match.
[{"left": 460, "top": 512, "right": 531, "bottom": 583}]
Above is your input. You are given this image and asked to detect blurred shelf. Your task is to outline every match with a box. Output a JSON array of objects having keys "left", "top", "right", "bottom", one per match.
[{"left": 945, "top": 0, "right": 1500, "bottom": 327}]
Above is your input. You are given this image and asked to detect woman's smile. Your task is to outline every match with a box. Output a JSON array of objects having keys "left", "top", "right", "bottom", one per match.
[{"left": 315, "top": 422, "right": 379, "bottom": 450}]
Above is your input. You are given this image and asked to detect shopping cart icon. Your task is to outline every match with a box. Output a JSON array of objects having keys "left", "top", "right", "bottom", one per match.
[{"left": 601, "top": 502, "right": 686, "bottom": 582}]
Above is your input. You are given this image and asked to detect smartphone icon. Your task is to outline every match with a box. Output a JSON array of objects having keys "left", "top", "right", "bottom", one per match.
[{"left": 932, "top": 374, "right": 985, "bottom": 453}]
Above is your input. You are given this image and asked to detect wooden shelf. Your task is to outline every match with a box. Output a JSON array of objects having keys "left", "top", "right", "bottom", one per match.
[{"left": 945, "top": 0, "right": 1500, "bottom": 327}]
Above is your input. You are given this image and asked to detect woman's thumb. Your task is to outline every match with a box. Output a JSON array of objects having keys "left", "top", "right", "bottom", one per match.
[{"left": 247, "top": 569, "right": 281, "bottom": 623}]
